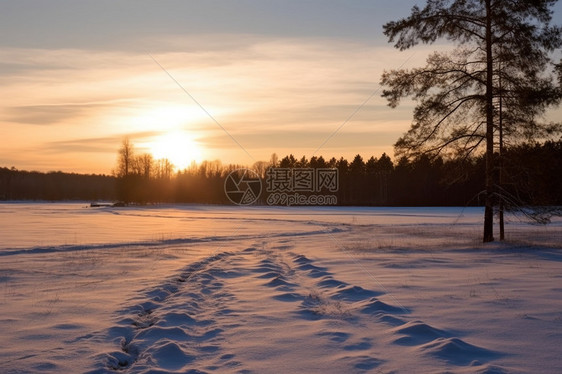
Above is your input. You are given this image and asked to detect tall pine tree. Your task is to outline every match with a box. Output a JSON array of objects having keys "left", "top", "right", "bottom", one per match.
[{"left": 381, "top": 0, "right": 562, "bottom": 242}]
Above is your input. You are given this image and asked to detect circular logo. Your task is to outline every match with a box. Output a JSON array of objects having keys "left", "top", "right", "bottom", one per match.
[{"left": 224, "top": 168, "right": 262, "bottom": 205}]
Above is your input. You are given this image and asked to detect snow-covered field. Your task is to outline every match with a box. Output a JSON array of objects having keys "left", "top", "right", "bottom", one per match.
[{"left": 1, "top": 203, "right": 561, "bottom": 373}]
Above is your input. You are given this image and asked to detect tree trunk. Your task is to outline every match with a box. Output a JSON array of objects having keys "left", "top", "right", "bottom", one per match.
[
  {"left": 499, "top": 52, "right": 505, "bottom": 241},
  {"left": 483, "top": 0, "right": 495, "bottom": 242}
]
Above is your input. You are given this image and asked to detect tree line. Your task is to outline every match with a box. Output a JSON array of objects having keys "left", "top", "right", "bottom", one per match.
[
  {"left": 112, "top": 137, "right": 562, "bottom": 208},
  {"left": 0, "top": 167, "right": 116, "bottom": 201},
  {"left": 266, "top": 142, "right": 561, "bottom": 208},
  {"left": 4, "top": 139, "right": 559, "bottom": 208}
]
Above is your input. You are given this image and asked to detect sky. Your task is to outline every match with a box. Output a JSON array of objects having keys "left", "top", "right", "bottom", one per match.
[{"left": 1, "top": 1, "right": 561, "bottom": 174}]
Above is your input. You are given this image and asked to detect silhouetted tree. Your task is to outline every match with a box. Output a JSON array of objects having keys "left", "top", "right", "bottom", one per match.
[
  {"left": 382, "top": 0, "right": 562, "bottom": 241},
  {"left": 365, "top": 156, "right": 377, "bottom": 175},
  {"left": 252, "top": 161, "right": 269, "bottom": 179},
  {"left": 297, "top": 156, "right": 309, "bottom": 168},
  {"left": 279, "top": 154, "right": 298, "bottom": 168},
  {"left": 315, "top": 156, "right": 329, "bottom": 169},
  {"left": 376, "top": 153, "right": 394, "bottom": 172},
  {"left": 116, "top": 138, "right": 134, "bottom": 178},
  {"left": 269, "top": 153, "right": 279, "bottom": 167},
  {"left": 114, "top": 138, "right": 136, "bottom": 203},
  {"left": 154, "top": 158, "right": 174, "bottom": 180},
  {"left": 350, "top": 155, "right": 366, "bottom": 175}
]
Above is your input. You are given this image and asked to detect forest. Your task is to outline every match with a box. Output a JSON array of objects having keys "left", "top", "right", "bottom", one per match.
[
  {"left": 0, "top": 168, "right": 116, "bottom": 201},
  {"left": 1, "top": 139, "right": 561, "bottom": 208}
]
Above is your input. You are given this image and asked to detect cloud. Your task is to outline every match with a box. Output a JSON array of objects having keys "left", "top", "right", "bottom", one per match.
[
  {"left": 0, "top": 1, "right": 422, "bottom": 51},
  {"left": 2, "top": 103, "right": 117, "bottom": 125},
  {"left": 40, "top": 131, "right": 163, "bottom": 154},
  {"left": 41, "top": 136, "right": 120, "bottom": 154},
  {"left": 1, "top": 1, "right": 560, "bottom": 173},
  {"left": 0, "top": 36, "right": 456, "bottom": 171},
  {"left": 199, "top": 129, "right": 400, "bottom": 154}
]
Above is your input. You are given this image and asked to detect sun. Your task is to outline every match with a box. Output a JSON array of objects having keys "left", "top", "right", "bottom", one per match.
[{"left": 149, "top": 131, "right": 203, "bottom": 170}]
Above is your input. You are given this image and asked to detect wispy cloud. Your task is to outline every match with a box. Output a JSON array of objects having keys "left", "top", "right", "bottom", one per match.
[
  {"left": 0, "top": 36, "right": 432, "bottom": 172},
  {"left": 2, "top": 103, "right": 118, "bottom": 125},
  {"left": 40, "top": 131, "right": 162, "bottom": 154},
  {"left": 200, "top": 129, "right": 399, "bottom": 151}
]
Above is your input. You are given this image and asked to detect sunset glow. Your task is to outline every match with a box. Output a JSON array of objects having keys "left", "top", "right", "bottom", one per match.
[
  {"left": 0, "top": 1, "right": 560, "bottom": 173},
  {"left": 148, "top": 131, "right": 203, "bottom": 170}
]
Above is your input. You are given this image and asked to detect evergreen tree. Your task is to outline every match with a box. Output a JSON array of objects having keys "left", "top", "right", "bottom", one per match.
[
  {"left": 350, "top": 154, "right": 366, "bottom": 175},
  {"left": 381, "top": 0, "right": 562, "bottom": 242}
]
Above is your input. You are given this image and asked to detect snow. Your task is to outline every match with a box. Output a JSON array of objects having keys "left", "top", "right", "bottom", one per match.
[{"left": 1, "top": 203, "right": 561, "bottom": 373}]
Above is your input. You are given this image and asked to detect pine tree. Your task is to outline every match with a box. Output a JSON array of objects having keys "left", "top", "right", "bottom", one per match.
[{"left": 381, "top": 0, "right": 562, "bottom": 242}]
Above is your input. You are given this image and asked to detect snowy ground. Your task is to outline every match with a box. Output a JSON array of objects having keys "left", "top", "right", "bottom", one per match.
[{"left": 1, "top": 203, "right": 561, "bottom": 373}]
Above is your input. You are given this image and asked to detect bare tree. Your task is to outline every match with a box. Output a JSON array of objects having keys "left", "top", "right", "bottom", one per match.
[
  {"left": 252, "top": 161, "right": 269, "bottom": 179},
  {"left": 139, "top": 153, "right": 154, "bottom": 179},
  {"left": 155, "top": 158, "right": 174, "bottom": 180},
  {"left": 116, "top": 138, "right": 134, "bottom": 178}
]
